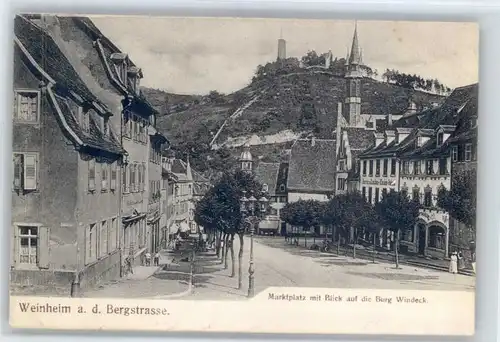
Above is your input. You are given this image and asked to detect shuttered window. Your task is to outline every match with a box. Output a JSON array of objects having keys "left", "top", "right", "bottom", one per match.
[
  {"left": 110, "top": 163, "right": 117, "bottom": 191},
  {"left": 101, "top": 163, "right": 108, "bottom": 191},
  {"left": 100, "top": 221, "right": 108, "bottom": 258},
  {"left": 15, "top": 90, "right": 40, "bottom": 123},
  {"left": 122, "top": 164, "right": 128, "bottom": 193},
  {"left": 12, "top": 225, "right": 49, "bottom": 269},
  {"left": 13, "top": 153, "right": 38, "bottom": 191},
  {"left": 88, "top": 159, "right": 96, "bottom": 191}
]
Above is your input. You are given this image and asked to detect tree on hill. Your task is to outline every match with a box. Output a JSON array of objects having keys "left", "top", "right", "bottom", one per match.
[
  {"left": 375, "top": 190, "right": 421, "bottom": 268},
  {"left": 301, "top": 50, "right": 326, "bottom": 67},
  {"left": 437, "top": 168, "right": 477, "bottom": 249},
  {"left": 208, "top": 90, "right": 226, "bottom": 104}
]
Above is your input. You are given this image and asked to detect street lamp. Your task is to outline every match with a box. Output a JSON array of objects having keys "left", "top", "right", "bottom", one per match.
[{"left": 239, "top": 191, "right": 269, "bottom": 298}]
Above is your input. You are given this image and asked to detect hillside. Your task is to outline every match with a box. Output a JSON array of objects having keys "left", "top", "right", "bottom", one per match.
[{"left": 144, "top": 63, "right": 445, "bottom": 173}]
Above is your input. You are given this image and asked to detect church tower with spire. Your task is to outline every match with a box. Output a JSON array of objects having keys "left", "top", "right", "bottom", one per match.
[{"left": 344, "top": 22, "right": 363, "bottom": 127}]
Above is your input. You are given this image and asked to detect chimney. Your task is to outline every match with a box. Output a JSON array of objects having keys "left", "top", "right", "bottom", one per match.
[
  {"left": 311, "top": 137, "right": 316, "bottom": 147},
  {"left": 388, "top": 112, "right": 393, "bottom": 127},
  {"left": 374, "top": 132, "right": 384, "bottom": 147}
]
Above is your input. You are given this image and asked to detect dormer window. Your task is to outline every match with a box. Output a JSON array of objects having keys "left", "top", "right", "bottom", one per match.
[
  {"left": 437, "top": 132, "right": 444, "bottom": 147},
  {"left": 262, "top": 184, "right": 269, "bottom": 192},
  {"left": 110, "top": 53, "right": 129, "bottom": 85},
  {"left": 103, "top": 117, "right": 109, "bottom": 136}
]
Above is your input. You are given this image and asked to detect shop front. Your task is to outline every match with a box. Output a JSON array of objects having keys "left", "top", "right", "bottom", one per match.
[{"left": 400, "top": 208, "right": 449, "bottom": 259}]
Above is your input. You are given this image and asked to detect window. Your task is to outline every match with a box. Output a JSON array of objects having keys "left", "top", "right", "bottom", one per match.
[
  {"left": 390, "top": 158, "right": 396, "bottom": 176},
  {"left": 109, "top": 218, "right": 117, "bottom": 252},
  {"left": 86, "top": 223, "right": 97, "bottom": 264},
  {"left": 339, "top": 160, "right": 345, "bottom": 171},
  {"left": 123, "top": 110, "right": 132, "bottom": 138},
  {"left": 78, "top": 106, "right": 90, "bottom": 133},
  {"left": 375, "top": 188, "right": 380, "bottom": 203},
  {"left": 130, "top": 164, "right": 136, "bottom": 192},
  {"left": 368, "top": 187, "right": 373, "bottom": 203},
  {"left": 452, "top": 145, "right": 458, "bottom": 162},
  {"left": 13, "top": 152, "right": 38, "bottom": 191},
  {"left": 279, "top": 184, "right": 286, "bottom": 192},
  {"left": 100, "top": 221, "right": 108, "bottom": 258},
  {"left": 18, "top": 226, "right": 38, "bottom": 264},
  {"left": 369, "top": 160, "right": 374, "bottom": 176},
  {"left": 138, "top": 164, "right": 142, "bottom": 192},
  {"left": 88, "top": 159, "right": 96, "bottom": 191},
  {"left": 382, "top": 159, "right": 388, "bottom": 177},
  {"left": 122, "top": 165, "right": 129, "bottom": 193},
  {"left": 437, "top": 132, "right": 444, "bottom": 146},
  {"left": 465, "top": 143, "right": 472, "bottom": 161},
  {"left": 424, "top": 189, "right": 432, "bottom": 207},
  {"left": 375, "top": 160, "right": 380, "bottom": 176},
  {"left": 425, "top": 160, "right": 433, "bottom": 175},
  {"left": 382, "top": 188, "right": 388, "bottom": 198},
  {"left": 337, "top": 178, "right": 346, "bottom": 191},
  {"left": 362, "top": 187, "right": 366, "bottom": 200},
  {"left": 110, "top": 163, "right": 117, "bottom": 191},
  {"left": 439, "top": 158, "right": 447, "bottom": 175},
  {"left": 103, "top": 117, "right": 109, "bottom": 136},
  {"left": 402, "top": 161, "right": 410, "bottom": 175},
  {"left": 101, "top": 163, "right": 108, "bottom": 191},
  {"left": 413, "top": 161, "right": 421, "bottom": 175},
  {"left": 362, "top": 161, "right": 367, "bottom": 176},
  {"left": 14, "top": 90, "right": 40, "bottom": 123},
  {"left": 412, "top": 188, "right": 420, "bottom": 202}
]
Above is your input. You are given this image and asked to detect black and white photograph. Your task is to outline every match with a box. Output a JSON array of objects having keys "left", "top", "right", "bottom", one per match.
[{"left": 9, "top": 14, "right": 478, "bottom": 334}]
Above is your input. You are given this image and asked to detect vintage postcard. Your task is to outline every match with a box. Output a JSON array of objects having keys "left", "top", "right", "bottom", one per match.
[{"left": 9, "top": 15, "right": 477, "bottom": 335}]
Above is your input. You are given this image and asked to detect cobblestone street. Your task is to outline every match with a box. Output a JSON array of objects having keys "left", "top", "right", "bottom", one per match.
[{"left": 181, "top": 236, "right": 475, "bottom": 300}]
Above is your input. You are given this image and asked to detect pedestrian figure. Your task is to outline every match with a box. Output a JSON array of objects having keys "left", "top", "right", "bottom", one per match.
[
  {"left": 449, "top": 251, "right": 458, "bottom": 274},
  {"left": 145, "top": 251, "right": 151, "bottom": 266},
  {"left": 125, "top": 255, "right": 134, "bottom": 275},
  {"left": 154, "top": 251, "right": 160, "bottom": 266},
  {"left": 458, "top": 250, "right": 465, "bottom": 269}
]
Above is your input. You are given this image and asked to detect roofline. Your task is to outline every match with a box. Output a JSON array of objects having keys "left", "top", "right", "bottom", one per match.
[
  {"left": 14, "top": 37, "right": 55, "bottom": 84},
  {"left": 94, "top": 38, "right": 128, "bottom": 95},
  {"left": 47, "top": 84, "right": 85, "bottom": 147}
]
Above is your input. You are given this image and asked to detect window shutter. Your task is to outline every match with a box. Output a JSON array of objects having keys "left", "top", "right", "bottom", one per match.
[
  {"left": 37, "top": 226, "right": 50, "bottom": 269},
  {"left": 23, "top": 153, "right": 37, "bottom": 190},
  {"left": 111, "top": 164, "right": 116, "bottom": 190},
  {"left": 13, "top": 154, "right": 24, "bottom": 189},
  {"left": 89, "top": 159, "right": 96, "bottom": 191},
  {"left": 11, "top": 225, "right": 19, "bottom": 267}
]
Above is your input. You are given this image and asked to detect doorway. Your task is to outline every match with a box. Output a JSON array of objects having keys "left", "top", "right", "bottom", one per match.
[{"left": 418, "top": 224, "right": 426, "bottom": 255}]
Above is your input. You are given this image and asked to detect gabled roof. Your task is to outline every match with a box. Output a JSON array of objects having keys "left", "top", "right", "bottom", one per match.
[
  {"left": 14, "top": 16, "right": 123, "bottom": 155},
  {"left": 287, "top": 139, "right": 336, "bottom": 193},
  {"left": 254, "top": 162, "right": 280, "bottom": 196},
  {"left": 344, "top": 127, "right": 374, "bottom": 151},
  {"left": 359, "top": 83, "right": 478, "bottom": 159},
  {"left": 15, "top": 16, "right": 100, "bottom": 107}
]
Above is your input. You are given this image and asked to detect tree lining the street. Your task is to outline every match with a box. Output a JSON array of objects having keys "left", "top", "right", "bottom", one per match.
[
  {"left": 437, "top": 168, "right": 477, "bottom": 249},
  {"left": 194, "top": 169, "right": 264, "bottom": 289},
  {"left": 375, "top": 190, "right": 421, "bottom": 268},
  {"left": 280, "top": 199, "right": 324, "bottom": 247}
]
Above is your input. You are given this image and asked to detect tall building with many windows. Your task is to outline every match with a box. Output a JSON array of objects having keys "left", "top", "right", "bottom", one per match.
[{"left": 11, "top": 15, "right": 126, "bottom": 291}]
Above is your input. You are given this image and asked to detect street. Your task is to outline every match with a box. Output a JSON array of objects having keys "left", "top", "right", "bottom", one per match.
[{"left": 81, "top": 236, "right": 475, "bottom": 300}]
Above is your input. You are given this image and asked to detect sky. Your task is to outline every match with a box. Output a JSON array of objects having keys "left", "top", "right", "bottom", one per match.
[{"left": 90, "top": 16, "right": 478, "bottom": 95}]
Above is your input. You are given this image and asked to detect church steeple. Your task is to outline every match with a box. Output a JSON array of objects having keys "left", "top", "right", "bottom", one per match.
[
  {"left": 344, "top": 21, "right": 363, "bottom": 127},
  {"left": 348, "top": 21, "right": 362, "bottom": 65}
]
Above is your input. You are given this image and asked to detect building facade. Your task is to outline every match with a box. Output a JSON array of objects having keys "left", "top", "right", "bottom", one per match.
[
  {"left": 11, "top": 15, "right": 125, "bottom": 290},
  {"left": 357, "top": 84, "right": 478, "bottom": 258}
]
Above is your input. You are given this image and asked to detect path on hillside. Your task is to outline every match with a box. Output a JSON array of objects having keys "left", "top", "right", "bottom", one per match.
[{"left": 209, "top": 91, "right": 266, "bottom": 148}]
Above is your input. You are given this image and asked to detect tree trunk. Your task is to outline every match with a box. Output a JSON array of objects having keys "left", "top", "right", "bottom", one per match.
[
  {"left": 372, "top": 233, "right": 376, "bottom": 263},
  {"left": 336, "top": 232, "right": 340, "bottom": 255},
  {"left": 230, "top": 234, "right": 236, "bottom": 277},
  {"left": 238, "top": 232, "right": 244, "bottom": 289},
  {"left": 224, "top": 234, "right": 230, "bottom": 269},
  {"left": 215, "top": 230, "right": 222, "bottom": 258},
  {"left": 395, "top": 230, "right": 400, "bottom": 269},
  {"left": 221, "top": 233, "right": 226, "bottom": 265},
  {"left": 353, "top": 231, "right": 357, "bottom": 259}
]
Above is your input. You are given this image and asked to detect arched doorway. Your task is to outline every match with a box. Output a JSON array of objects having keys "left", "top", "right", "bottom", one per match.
[
  {"left": 428, "top": 224, "right": 446, "bottom": 251},
  {"left": 416, "top": 222, "right": 426, "bottom": 255}
]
